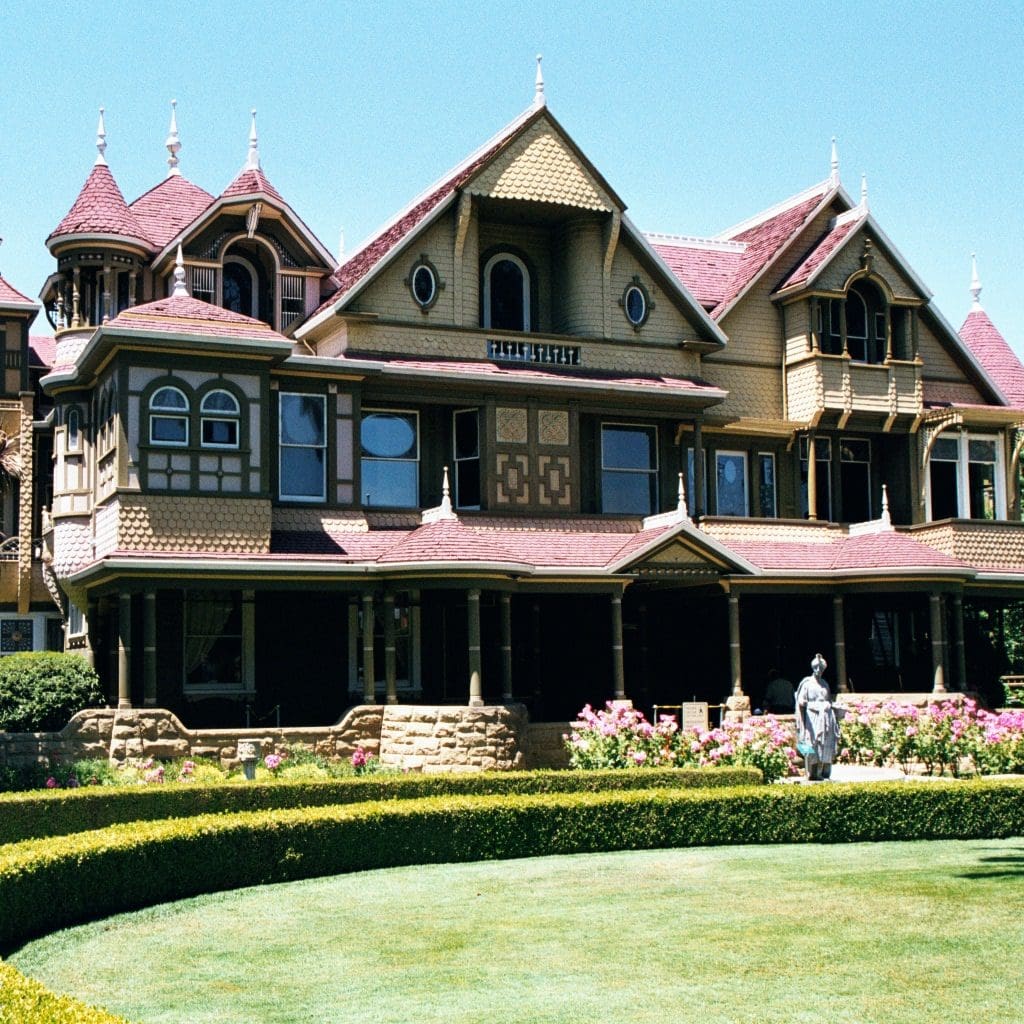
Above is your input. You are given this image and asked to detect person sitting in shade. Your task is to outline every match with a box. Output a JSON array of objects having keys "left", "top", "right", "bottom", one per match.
[
  {"left": 795, "top": 653, "right": 844, "bottom": 781},
  {"left": 763, "top": 669, "right": 795, "bottom": 715}
]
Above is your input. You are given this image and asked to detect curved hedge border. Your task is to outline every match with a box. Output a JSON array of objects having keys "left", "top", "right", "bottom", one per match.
[
  {"left": 3, "top": 778, "right": 1023, "bottom": 1024},
  {"left": 0, "top": 766, "right": 760, "bottom": 845}
]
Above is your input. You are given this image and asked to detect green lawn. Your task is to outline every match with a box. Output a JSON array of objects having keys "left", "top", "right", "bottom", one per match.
[{"left": 10, "top": 840, "right": 1024, "bottom": 1024}]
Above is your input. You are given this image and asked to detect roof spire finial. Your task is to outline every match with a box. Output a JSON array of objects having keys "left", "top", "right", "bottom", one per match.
[
  {"left": 166, "top": 99, "right": 181, "bottom": 177},
  {"left": 860, "top": 172, "right": 869, "bottom": 212},
  {"left": 421, "top": 466, "right": 458, "bottom": 523},
  {"left": 970, "top": 252, "right": 983, "bottom": 310},
  {"left": 246, "top": 108, "right": 260, "bottom": 171},
  {"left": 829, "top": 136, "right": 839, "bottom": 187},
  {"left": 880, "top": 483, "right": 892, "bottom": 528},
  {"left": 338, "top": 227, "right": 345, "bottom": 262},
  {"left": 95, "top": 107, "right": 107, "bottom": 166},
  {"left": 533, "top": 54, "right": 545, "bottom": 108},
  {"left": 172, "top": 243, "right": 189, "bottom": 298}
]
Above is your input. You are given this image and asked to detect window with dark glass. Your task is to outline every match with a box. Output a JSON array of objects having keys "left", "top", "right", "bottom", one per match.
[
  {"left": 715, "top": 451, "right": 748, "bottom": 516},
  {"left": 279, "top": 393, "right": 326, "bottom": 501},
  {"left": 800, "top": 436, "right": 832, "bottom": 520},
  {"left": 410, "top": 258, "right": 440, "bottom": 312},
  {"left": 927, "top": 433, "right": 1002, "bottom": 521},
  {"left": 622, "top": 280, "right": 651, "bottom": 329},
  {"left": 757, "top": 452, "right": 777, "bottom": 517},
  {"left": 928, "top": 436, "right": 960, "bottom": 520},
  {"left": 453, "top": 409, "right": 480, "bottom": 509},
  {"left": 968, "top": 438, "right": 998, "bottom": 520},
  {"left": 66, "top": 408, "right": 81, "bottom": 452},
  {"left": 201, "top": 390, "right": 240, "bottom": 449},
  {"left": 184, "top": 591, "right": 242, "bottom": 691},
  {"left": 839, "top": 438, "right": 872, "bottom": 523},
  {"left": 223, "top": 260, "right": 255, "bottom": 317},
  {"left": 484, "top": 254, "right": 529, "bottom": 332},
  {"left": 601, "top": 424, "right": 657, "bottom": 515},
  {"left": 149, "top": 386, "right": 189, "bottom": 446},
  {"left": 361, "top": 411, "right": 419, "bottom": 508}
]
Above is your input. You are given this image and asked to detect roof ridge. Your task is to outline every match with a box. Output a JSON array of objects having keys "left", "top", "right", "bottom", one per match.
[
  {"left": 645, "top": 232, "right": 746, "bottom": 253},
  {"left": 714, "top": 178, "right": 834, "bottom": 241}
]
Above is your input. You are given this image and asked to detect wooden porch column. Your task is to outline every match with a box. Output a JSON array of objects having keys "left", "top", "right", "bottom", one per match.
[
  {"left": 693, "top": 419, "right": 705, "bottom": 518},
  {"left": 929, "top": 593, "right": 947, "bottom": 694},
  {"left": 951, "top": 594, "right": 966, "bottom": 692},
  {"left": 83, "top": 595, "right": 97, "bottom": 671},
  {"left": 728, "top": 592, "right": 743, "bottom": 697},
  {"left": 806, "top": 436, "right": 818, "bottom": 521},
  {"left": 361, "top": 593, "right": 376, "bottom": 703},
  {"left": 832, "top": 595, "right": 849, "bottom": 693},
  {"left": 117, "top": 592, "right": 132, "bottom": 709},
  {"left": 611, "top": 593, "right": 626, "bottom": 700},
  {"left": 142, "top": 590, "right": 157, "bottom": 706},
  {"left": 468, "top": 588, "right": 483, "bottom": 706},
  {"left": 383, "top": 592, "right": 398, "bottom": 705},
  {"left": 500, "top": 593, "right": 513, "bottom": 702}
]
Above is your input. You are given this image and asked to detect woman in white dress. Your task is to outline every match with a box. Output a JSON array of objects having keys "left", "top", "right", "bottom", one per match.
[{"left": 794, "top": 653, "right": 843, "bottom": 781}]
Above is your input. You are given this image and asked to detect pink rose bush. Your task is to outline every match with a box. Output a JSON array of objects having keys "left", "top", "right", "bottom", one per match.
[
  {"left": 566, "top": 702, "right": 797, "bottom": 783},
  {"left": 840, "top": 698, "right": 1024, "bottom": 776}
]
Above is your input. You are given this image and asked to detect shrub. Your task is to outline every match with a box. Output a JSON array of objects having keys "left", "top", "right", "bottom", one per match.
[
  {"left": 840, "top": 698, "right": 1024, "bottom": 776},
  {"left": 567, "top": 702, "right": 797, "bottom": 782},
  {"left": 0, "top": 652, "right": 105, "bottom": 733},
  {"left": 0, "top": 766, "right": 759, "bottom": 845}
]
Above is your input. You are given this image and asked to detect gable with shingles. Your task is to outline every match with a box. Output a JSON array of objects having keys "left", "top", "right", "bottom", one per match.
[
  {"left": 644, "top": 539, "right": 726, "bottom": 567},
  {"left": 813, "top": 226, "right": 920, "bottom": 302},
  {"left": 467, "top": 118, "right": 614, "bottom": 211}
]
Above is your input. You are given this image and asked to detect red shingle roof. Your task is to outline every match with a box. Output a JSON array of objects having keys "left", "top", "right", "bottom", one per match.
[
  {"left": 106, "top": 294, "right": 287, "bottom": 341},
  {"left": 221, "top": 167, "right": 285, "bottom": 206},
  {"left": 778, "top": 215, "right": 861, "bottom": 292},
  {"left": 648, "top": 242, "right": 743, "bottom": 310},
  {"left": 0, "top": 275, "right": 34, "bottom": 306},
  {"left": 651, "top": 184, "right": 833, "bottom": 319},
  {"left": 727, "top": 530, "right": 966, "bottom": 573},
  {"left": 48, "top": 164, "right": 152, "bottom": 248},
  {"left": 959, "top": 308, "right": 1024, "bottom": 409},
  {"left": 29, "top": 335, "right": 56, "bottom": 368},
  {"left": 360, "top": 356, "right": 722, "bottom": 397},
  {"left": 130, "top": 176, "right": 214, "bottom": 250}
]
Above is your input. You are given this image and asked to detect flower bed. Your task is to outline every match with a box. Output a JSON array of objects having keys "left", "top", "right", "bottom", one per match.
[
  {"left": 839, "top": 698, "right": 1024, "bottom": 776},
  {"left": 566, "top": 702, "right": 798, "bottom": 783}
]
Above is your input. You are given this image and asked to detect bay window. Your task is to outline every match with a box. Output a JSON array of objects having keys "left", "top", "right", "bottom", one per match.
[{"left": 928, "top": 432, "right": 1004, "bottom": 520}]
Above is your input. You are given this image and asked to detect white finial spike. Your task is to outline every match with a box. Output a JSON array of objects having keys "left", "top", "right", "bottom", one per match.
[
  {"left": 421, "top": 466, "right": 457, "bottom": 523},
  {"left": 95, "top": 107, "right": 107, "bottom": 165},
  {"left": 165, "top": 100, "right": 181, "bottom": 177},
  {"left": 338, "top": 227, "right": 345, "bottom": 262},
  {"left": 970, "top": 252, "right": 983, "bottom": 310},
  {"left": 172, "top": 244, "right": 189, "bottom": 298},
  {"left": 880, "top": 483, "right": 892, "bottom": 528},
  {"left": 829, "top": 136, "right": 839, "bottom": 186},
  {"left": 245, "top": 108, "right": 260, "bottom": 171},
  {"left": 860, "top": 172, "right": 869, "bottom": 212},
  {"left": 533, "top": 54, "right": 546, "bottom": 108}
]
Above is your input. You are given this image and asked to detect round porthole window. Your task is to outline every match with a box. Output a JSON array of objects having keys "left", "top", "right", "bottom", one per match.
[
  {"left": 409, "top": 257, "right": 440, "bottom": 311},
  {"left": 622, "top": 281, "right": 650, "bottom": 328}
]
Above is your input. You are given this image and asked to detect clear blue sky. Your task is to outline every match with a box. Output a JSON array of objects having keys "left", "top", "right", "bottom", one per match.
[{"left": 2, "top": 1, "right": 1022, "bottom": 354}]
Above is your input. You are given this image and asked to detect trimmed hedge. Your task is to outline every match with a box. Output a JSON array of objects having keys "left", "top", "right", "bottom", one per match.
[
  {"left": 0, "top": 766, "right": 761, "bottom": 845},
  {"left": 3, "top": 779, "right": 1022, "bottom": 1023}
]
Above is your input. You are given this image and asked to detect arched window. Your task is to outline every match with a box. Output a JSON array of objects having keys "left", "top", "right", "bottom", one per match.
[
  {"left": 200, "top": 389, "right": 240, "bottom": 449},
  {"left": 149, "top": 386, "right": 189, "bottom": 446},
  {"left": 66, "top": 408, "right": 81, "bottom": 452},
  {"left": 222, "top": 257, "right": 258, "bottom": 318},
  {"left": 483, "top": 253, "right": 530, "bottom": 332},
  {"left": 821, "top": 281, "right": 888, "bottom": 362}
]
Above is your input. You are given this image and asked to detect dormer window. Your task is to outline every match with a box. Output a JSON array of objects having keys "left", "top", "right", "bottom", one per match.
[
  {"left": 223, "top": 257, "right": 258, "bottom": 318},
  {"left": 822, "top": 280, "right": 887, "bottom": 363},
  {"left": 483, "top": 252, "right": 530, "bottom": 332}
]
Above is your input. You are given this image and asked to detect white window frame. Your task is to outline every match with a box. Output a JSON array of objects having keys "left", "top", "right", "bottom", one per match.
[
  {"left": 926, "top": 431, "right": 1006, "bottom": 521},
  {"left": 200, "top": 389, "right": 241, "bottom": 450},
  {"left": 361, "top": 408, "right": 420, "bottom": 509},
  {"left": 149, "top": 386, "right": 190, "bottom": 447},
  {"left": 482, "top": 252, "right": 531, "bottom": 332},
  {"left": 715, "top": 450, "right": 749, "bottom": 517},
  {"left": 452, "top": 408, "right": 481, "bottom": 510},
  {"left": 600, "top": 422, "right": 658, "bottom": 515},
  {"left": 279, "top": 392, "right": 327, "bottom": 502}
]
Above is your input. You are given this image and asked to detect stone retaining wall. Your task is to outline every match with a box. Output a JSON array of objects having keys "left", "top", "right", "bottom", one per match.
[
  {"left": 0, "top": 703, "right": 537, "bottom": 772},
  {"left": 523, "top": 722, "right": 571, "bottom": 769}
]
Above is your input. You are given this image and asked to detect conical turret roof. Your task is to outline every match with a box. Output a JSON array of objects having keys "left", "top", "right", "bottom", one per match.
[{"left": 48, "top": 163, "right": 153, "bottom": 250}]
